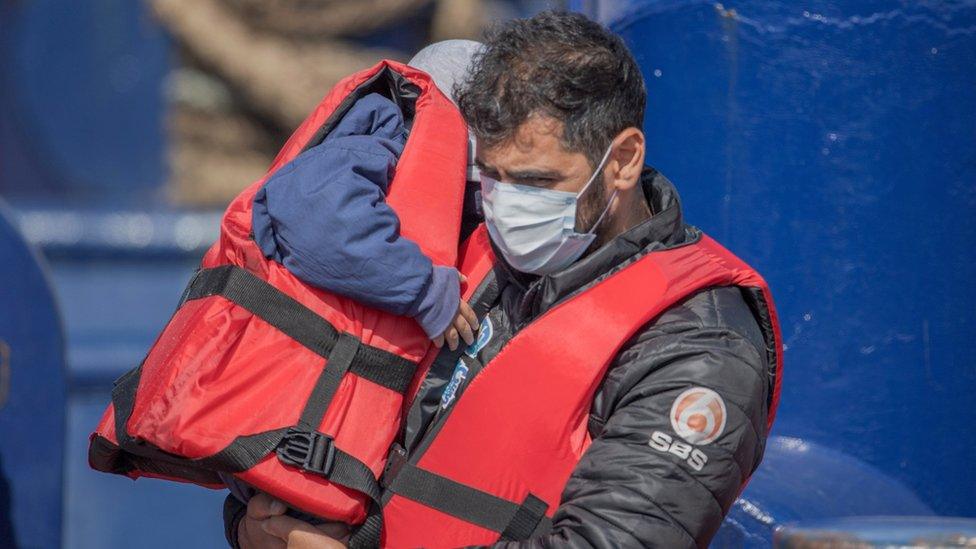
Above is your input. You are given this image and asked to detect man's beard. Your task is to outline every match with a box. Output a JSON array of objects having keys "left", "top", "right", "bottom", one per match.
[{"left": 574, "top": 175, "right": 612, "bottom": 241}]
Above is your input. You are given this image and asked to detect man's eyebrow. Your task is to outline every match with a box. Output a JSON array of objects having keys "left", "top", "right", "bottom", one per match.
[
  {"left": 507, "top": 169, "right": 563, "bottom": 181},
  {"left": 475, "top": 159, "right": 564, "bottom": 181}
]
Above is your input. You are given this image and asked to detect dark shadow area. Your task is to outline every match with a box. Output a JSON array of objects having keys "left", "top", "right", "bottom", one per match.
[{"left": 0, "top": 453, "right": 19, "bottom": 549}]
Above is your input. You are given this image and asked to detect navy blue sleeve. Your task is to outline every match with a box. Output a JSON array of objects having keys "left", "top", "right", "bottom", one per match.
[
  {"left": 414, "top": 265, "right": 461, "bottom": 338},
  {"left": 251, "top": 93, "right": 460, "bottom": 336},
  {"left": 252, "top": 140, "right": 442, "bottom": 319}
]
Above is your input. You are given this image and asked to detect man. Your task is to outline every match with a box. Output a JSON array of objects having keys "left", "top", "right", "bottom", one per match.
[{"left": 230, "top": 11, "right": 779, "bottom": 548}]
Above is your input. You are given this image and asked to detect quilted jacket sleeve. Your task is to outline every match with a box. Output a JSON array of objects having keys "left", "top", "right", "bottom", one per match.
[{"left": 488, "top": 286, "right": 772, "bottom": 549}]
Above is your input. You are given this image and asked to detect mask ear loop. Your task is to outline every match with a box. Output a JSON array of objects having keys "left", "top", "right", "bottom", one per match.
[
  {"left": 575, "top": 144, "right": 616, "bottom": 198},
  {"left": 584, "top": 189, "right": 618, "bottom": 235},
  {"left": 578, "top": 143, "right": 617, "bottom": 234}
]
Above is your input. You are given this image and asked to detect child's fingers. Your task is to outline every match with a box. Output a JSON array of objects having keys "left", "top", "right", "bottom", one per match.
[
  {"left": 459, "top": 301, "right": 479, "bottom": 330},
  {"left": 447, "top": 327, "right": 460, "bottom": 351},
  {"left": 455, "top": 314, "right": 475, "bottom": 346},
  {"left": 433, "top": 335, "right": 444, "bottom": 348},
  {"left": 458, "top": 272, "right": 468, "bottom": 283}
]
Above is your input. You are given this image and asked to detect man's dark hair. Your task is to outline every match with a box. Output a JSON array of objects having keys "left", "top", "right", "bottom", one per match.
[{"left": 456, "top": 11, "right": 646, "bottom": 167}]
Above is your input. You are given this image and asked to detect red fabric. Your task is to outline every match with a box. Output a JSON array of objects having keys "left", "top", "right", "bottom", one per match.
[
  {"left": 381, "top": 228, "right": 783, "bottom": 548},
  {"left": 89, "top": 60, "right": 468, "bottom": 524}
]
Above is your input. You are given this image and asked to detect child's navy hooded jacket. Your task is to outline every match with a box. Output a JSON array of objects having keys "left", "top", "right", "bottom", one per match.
[{"left": 251, "top": 93, "right": 459, "bottom": 338}]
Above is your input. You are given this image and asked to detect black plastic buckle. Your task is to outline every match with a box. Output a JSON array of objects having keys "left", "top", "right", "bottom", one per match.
[
  {"left": 276, "top": 428, "right": 336, "bottom": 477},
  {"left": 380, "top": 443, "right": 408, "bottom": 489}
]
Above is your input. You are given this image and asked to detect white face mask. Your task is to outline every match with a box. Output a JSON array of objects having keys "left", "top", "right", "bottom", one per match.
[{"left": 480, "top": 144, "right": 617, "bottom": 275}]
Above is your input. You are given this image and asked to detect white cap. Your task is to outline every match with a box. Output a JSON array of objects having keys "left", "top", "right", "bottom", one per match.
[{"left": 408, "top": 39, "right": 483, "bottom": 181}]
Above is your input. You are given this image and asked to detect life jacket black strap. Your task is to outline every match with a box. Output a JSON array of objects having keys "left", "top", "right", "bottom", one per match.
[
  {"left": 297, "top": 332, "right": 360, "bottom": 431},
  {"left": 268, "top": 426, "right": 383, "bottom": 549},
  {"left": 182, "top": 265, "right": 416, "bottom": 394},
  {"left": 381, "top": 459, "right": 551, "bottom": 540},
  {"left": 181, "top": 265, "right": 417, "bottom": 547},
  {"left": 500, "top": 493, "right": 551, "bottom": 541},
  {"left": 196, "top": 424, "right": 384, "bottom": 548}
]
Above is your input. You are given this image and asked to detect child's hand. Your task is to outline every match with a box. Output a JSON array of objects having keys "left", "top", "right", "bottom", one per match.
[{"left": 433, "top": 300, "right": 479, "bottom": 351}]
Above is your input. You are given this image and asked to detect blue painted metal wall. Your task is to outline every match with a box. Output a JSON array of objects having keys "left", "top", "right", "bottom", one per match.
[
  {"left": 0, "top": 199, "right": 66, "bottom": 549},
  {"left": 577, "top": 0, "right": 976, "bottom": 519},
  {"left": 712, "top": 436, "right": 933, "bottom": 547}
]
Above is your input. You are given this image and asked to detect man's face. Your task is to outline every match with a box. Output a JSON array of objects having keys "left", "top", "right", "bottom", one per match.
[{"left": 474, "top": 115, "right": 612, "bottom": 235}]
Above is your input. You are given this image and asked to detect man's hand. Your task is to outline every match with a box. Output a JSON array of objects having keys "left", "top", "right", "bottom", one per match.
[{"left": 239, "top": 492, "right": 349, "bottom": 549}]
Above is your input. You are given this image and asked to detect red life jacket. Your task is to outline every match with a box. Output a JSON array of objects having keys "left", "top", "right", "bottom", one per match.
[
  {"left": 377, "top": 225, "right": 783, "bottom": 548},
  {"left": 87, "top": 60, "right": 469, "bottom": 535},
  {"left": 87, "top": 60, "right": 782, "bottom": 548}
]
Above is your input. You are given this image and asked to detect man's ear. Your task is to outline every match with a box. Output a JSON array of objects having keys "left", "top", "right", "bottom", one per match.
[{"left": 608, "top": 127, "right": 646, "bottom": 191}]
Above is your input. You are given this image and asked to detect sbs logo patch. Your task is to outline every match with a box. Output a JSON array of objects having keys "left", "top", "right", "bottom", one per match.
[{"left": 669, "top": 387, "right": 727, "bottom": 445}]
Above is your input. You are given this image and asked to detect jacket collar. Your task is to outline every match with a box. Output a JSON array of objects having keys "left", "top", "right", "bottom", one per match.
[{"left": 495, "top": 166, "right": 698, "bottom": 327}]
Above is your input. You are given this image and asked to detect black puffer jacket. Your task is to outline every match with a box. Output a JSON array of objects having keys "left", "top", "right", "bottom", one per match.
[
  {"left": 480, "top": 168, "right": 771, "bottom": 548},
  {"left": 225, "top": 168, "right": 774, "bottom": 548}
]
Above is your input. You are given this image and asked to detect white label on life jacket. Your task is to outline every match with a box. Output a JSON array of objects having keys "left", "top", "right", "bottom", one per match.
[
  {"left": 464, "top": 315, "right": 493, "bottom": 358},
  {"left": 440, "top": 358, "right": 469, "bottom": 409}
]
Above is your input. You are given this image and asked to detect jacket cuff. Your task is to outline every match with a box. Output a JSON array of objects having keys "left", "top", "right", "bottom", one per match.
[{"left": 411, "top": 265, "right": 460, "bottom": 338}]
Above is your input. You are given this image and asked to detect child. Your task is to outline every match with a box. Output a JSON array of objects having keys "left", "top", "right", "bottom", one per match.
[
  {"left": 224, "top": 42, "right": 485, "bottom": 526},
  {"left": 251, "top": 90, "right": 478, "bottom": 350},
  {"left": 253, "top": 39, "right": 486, "bottom": 351}
]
